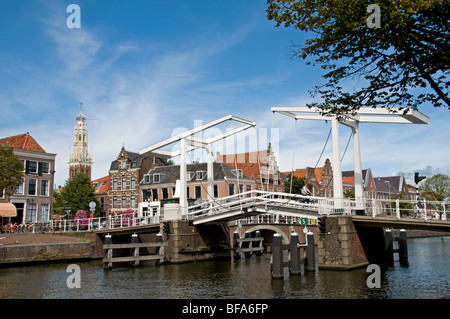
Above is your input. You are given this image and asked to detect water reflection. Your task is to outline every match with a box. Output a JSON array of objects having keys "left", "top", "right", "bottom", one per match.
[{"left": 0, "top": 236, "right": 449, "bottom": 299}]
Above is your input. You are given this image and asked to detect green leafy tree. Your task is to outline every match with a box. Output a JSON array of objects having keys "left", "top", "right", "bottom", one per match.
[
  {"left": 344, "top": 188, "right": 355, "bottom": 199},
  {"left": 285, "top": 174, "right": 312, "bottom": 194},
  {"left": 56, "top": 173, "right": 100, "bottom": 218},
  {"left": 0, "top": 144, "right": 24, "bottom": 197},
  {"left": 419, "top": 174, "right": 450, "bottom": 201},
  {"left": 266, "top": 0, "right": 450, "bottom": 115}
]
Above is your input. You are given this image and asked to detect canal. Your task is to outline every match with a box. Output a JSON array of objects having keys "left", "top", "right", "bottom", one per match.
[{"left": 0, "top": 236, "right": 449, "bottom": 299}]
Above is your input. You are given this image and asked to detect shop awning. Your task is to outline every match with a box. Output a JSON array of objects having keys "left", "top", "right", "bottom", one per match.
[{"left": 0, "top": 203, "right": 17, "bottom": 217}]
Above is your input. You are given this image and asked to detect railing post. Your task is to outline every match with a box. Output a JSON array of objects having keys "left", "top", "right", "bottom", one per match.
[
  {"left": 423, "top": 199, "right": 427, "bottom": 220},
  {"left": 372, "top": 199, "right": 376, "bottom": 217},
  {"left": 396, "top": 199, "right": 400, "bottom": 219}
]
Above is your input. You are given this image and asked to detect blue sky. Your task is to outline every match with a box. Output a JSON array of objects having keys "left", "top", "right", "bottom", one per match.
[{"left": 1, "top": 0, "right": 449, "bottom": 188}]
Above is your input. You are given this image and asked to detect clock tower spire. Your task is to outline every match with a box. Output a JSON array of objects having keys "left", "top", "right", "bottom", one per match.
[{"left": 68, "top": 103, "right": 93, "bottom": 180}]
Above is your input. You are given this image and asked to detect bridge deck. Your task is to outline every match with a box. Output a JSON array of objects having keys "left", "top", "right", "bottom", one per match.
[{"left": 352, "top": 215, "right": 450, "bottom": 232}]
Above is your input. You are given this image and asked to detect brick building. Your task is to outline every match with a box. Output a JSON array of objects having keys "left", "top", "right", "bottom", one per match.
[
  {"left": 342, "top": 168, "right": 377, "bottom": 199},
  {"left": 139, "top": 162, "right": 255, "bottom": 216},
  {"left": 92, "top": 175, "right": 110, "bottom": 217},
  {"left": 0, "top": 133, "right": 56, "bottom": 224},
  {"left": 108, "top": 144, "right": 168, "bottom": 216},
  {"left": 283, "top": 159, "right": 334, "bottom": 197},
  {"left": 216, "top": 144, "right": 284, "bottom": 193}
]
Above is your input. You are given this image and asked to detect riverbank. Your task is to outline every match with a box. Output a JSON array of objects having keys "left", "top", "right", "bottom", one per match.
[
  {"left": 0, "top": 232, "right": 98, "bottom": 266},
  {"left": 0, "top": 232, "right": 91, "bottom": 246}
]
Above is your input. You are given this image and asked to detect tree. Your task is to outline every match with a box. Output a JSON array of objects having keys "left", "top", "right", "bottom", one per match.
[
  {"left": 0, "top": 144, "right": 24, "bottom": 197},
  {"left": 419, "top": 173, "right": 450, "bottom": 201},
  {"left": 284, "top": 174, "right": 312, "bottom": 194},
  {"left": 266, "top": 0, "right": 450, "bottom": 115},
  {"left": 56, "top": 173, "right": 100, "bottom": 218}
]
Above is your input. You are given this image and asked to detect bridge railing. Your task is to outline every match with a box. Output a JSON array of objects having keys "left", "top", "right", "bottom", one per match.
[
  {"left": 362, "top": 197, "right": 448, "bottom": 220},
  {"left": 187, "top": 189, "right": 448, "bottom": 222},
  {"left": 187, "top": 190, "right": 328, "bottom": 220},
  {"left": 36, "top": 213, "right": 161, "bottom": 233}
]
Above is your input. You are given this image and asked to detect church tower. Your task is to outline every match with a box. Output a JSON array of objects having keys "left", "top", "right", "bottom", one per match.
[{"left": 68, "top": 105, "right": 93, "bottom": 180}]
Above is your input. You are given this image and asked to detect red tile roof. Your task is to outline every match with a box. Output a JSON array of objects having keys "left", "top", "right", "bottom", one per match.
[
  {"left": 92, "top": 176, "right": 110, "bottom": 194},
  {"left": 282, "top": 167, "right": 324, "bottom": 182},
  {"left": 0, "top": 133, "right": 46, "bottom": 153},
  {"left": 217, "top": 150, "right": 268, "bottom": 180}
]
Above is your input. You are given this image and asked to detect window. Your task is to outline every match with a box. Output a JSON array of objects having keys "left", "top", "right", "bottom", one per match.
[
  {"left": 144, "top": 174, "right": 151, "bottom": 184},
  {"left": 113, "top": 178, "right": 118, "bottom": 190},
  {"left": 229, "top": 184, "right": 235, "bottom": 196},
  {"left": 0, "top": 189, "right": 4, "bottom": 198},
  {"left": 40, "top": 180, "right": 49, "bottom": 196},
  {"left": 196, "top": 171, "right": 207, "bottom": 180},
  {"left": 122, "top": 161, "right": 126, "bottom": 169},
  {"left": 131, "top": 177, "right": 136, "bottom": 189},
  {"left": 142, "top": 189, "right": 151, "bottom": 201},
  {"left": 231, "top": 169, "right": 243, "bottom": 178},
  {"left": 122, "top": 196, "right": 127, "bottom": 208},
  {"left": 246, "top": 185, "right": 252, "bottom": 197},
  {"left": 239, "top": 184, "right": 244, "bottom": 193},
  {"left": 214, "top": 185, "right": 218, "bottom": 198},
  {"left": 187, "top": 172, "right": 195, "bottom": 181},
  {"left": 122, "top": 177, "right": 127, "bottom": 190},
  {"left": 153, "top": 174, "right": 161, "bottom": 183},
  {"left": 113, "top": 196, "right": 117, "bottom": 208},
  {"left": 130, "top": 195, "right": 136, "bottom": 208},
  {"left": 151, "top": 189, "right": 158, "bottom": 201},
  {"left": 14, "top": 179, "right": 24, "bottom": 195},
  {"left": 28, "top": 179, "right": 36, "bottom": 195},
  {"left": 39, "top": 162, "right": 49, "bottom": 174},
  {"left": 26, "top": 203, "right": 37, "bottom": 222},
  {"left": 195, "top": 186, "right": 201, "bottom": 199},
  {"left": 26, "top": 161, "right": 37, "bottom": 174},
  {"left": 40, "top": 204, "right": 49, "bottom": 222},
  {"left": 162, "top": 188, "right": 168, "bottom": 199}
]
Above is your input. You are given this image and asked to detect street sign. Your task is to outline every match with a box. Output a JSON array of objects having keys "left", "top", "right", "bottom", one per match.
[{"left": 300, "top": 218, "right": 308, "bottom": 226}]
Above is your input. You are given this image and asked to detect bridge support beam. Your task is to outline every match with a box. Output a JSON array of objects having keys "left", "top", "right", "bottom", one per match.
[{"left": 331, "top": 117, "right": 344, "bottom": 213}]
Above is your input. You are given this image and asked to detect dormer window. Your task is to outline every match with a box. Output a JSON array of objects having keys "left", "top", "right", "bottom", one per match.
[
  {"left": 231, "top": 169, "right": 243, "bottom": 178},
  {"left": 153, "top": 173, "right": 163, "bottom": 183},
  {"left": 196, "top": 171, "right": 207, "bottom": 180},
  {"left": 187, "top": 171, "right": 195, "bottom": 181}
]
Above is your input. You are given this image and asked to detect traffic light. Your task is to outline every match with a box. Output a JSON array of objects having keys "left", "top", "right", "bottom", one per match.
[
  {"left": 318, "top": 217, "right": 327, "bottom": 234},
  {"left": 163, "top": 222, "right": 170, "bottom": 234},
  {"left": 414, "top": 172, "right": 426, "bottom": 185}
]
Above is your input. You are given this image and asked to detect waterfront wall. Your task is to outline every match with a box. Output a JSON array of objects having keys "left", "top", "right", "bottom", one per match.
[{"left": 0, "top": 242, "right": 95, "bottom": 266}]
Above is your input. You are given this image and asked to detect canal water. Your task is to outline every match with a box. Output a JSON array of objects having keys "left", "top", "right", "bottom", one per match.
[{"left": 0, "top": 236, "right": 449, "bottom": 299}]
